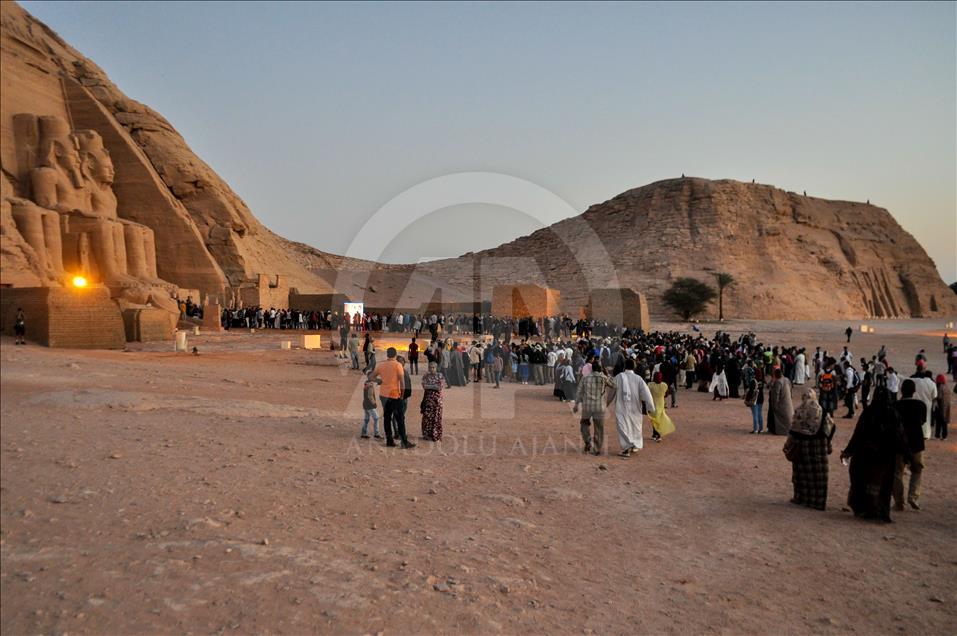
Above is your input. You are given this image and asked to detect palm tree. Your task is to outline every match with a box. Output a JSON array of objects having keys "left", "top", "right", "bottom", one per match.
[{"left": 713, "top": 273, "right": 735, "bottom": 321}]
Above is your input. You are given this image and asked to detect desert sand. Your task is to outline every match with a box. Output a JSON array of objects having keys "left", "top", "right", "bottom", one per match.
[{"left": 2, "top": 319, "right": 955, "bottom": 634}]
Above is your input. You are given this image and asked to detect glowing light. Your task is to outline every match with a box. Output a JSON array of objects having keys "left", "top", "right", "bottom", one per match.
[{"left": 71, "top": 276, "right": 88, "bottom": 288}]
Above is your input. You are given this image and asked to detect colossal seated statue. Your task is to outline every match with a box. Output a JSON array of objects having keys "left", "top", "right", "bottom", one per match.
[
  {"left": 6, "top": 114, "right": 178, "bottom": 319},
  {"left": 29, "top": 116, "right": 93, "bottom": 216}
]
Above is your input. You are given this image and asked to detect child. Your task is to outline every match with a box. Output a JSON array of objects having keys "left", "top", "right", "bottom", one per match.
[{"left": 361, "top": 373, "right": 381, "bottom": 439}]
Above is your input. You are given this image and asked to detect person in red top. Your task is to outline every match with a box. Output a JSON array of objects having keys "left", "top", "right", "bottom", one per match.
[
  {"left": 372, "top": 347, "right": 415, "bottom": 448},
  {"left": 408, "top": 337, "right": 419, "bottom": 375}
]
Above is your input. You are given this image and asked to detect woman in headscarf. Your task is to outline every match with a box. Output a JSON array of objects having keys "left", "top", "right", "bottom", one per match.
[
  {"left": 648, "top": 372, "right": 676, "bottom": 442},
  {"left": 440, "top": 340, "right": 452, "bottom": 385},
  {"left": 555, "top": 358, "right": 577, "bottom": 402},
  {"left": 420, "top": 361, "right": 446, "bottom": 441},
  {"left": 933, "top": 374, "right": 950, "bottom": 439},
  {"left": 553, "top": 353, "right": 566, "bottom": 397},
  {"left": 449, "top": 341, "right": 467, "bottom": 387},
  {"left": 840, "top": 388, "right": 907, "bottom": 522},
  {"left": 767, "top": 368, "right": 794, "bottom": 435},
  {"left": 787, "top": 388, "right": 835, "bottom": 510}
]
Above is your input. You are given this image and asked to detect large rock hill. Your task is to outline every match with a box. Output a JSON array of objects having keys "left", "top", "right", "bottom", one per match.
[
  {"left": 2, "top": 1, "right": 953, "bottom": 320},
  {"left": 415, "top": 177, "right": 957, "bottom": 319}
]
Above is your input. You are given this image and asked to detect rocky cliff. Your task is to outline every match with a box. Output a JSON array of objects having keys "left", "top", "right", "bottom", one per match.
[
  {"left": 1, "top": 0, "right": 343, "bottom": 295},
  {"left": 414, "top": 177, "right": 957, "bottom": 319}
]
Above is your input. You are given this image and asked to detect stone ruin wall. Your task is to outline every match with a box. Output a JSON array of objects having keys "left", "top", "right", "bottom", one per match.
[
  {"left": 492, "top": 285, "right": 561, "bottom": 319},
  {"left": 0, "top": 286, "right": 126, "bottom": 349},
  {"left": 586, "top": 288, "right": 650, "bottom": 331},
  {"left": 235, "top": 274, "right": 290, "bottom": 309}
]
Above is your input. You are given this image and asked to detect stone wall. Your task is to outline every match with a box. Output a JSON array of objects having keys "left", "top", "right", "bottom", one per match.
[
  {"left": 492, "top": 285, "right": 560, "bottom": 318},
  {"left": 1, "top": 285, "right": 125, "bottom": 348},
  {"left": 121, "top": 306, "right": 175, "bottom": 342},
  {"left": 586, "top": 288, "right": 650, "bottom": 331},
  {"left": 288, "top": 291, "right": 350, "bottom": 313},
  {"left": 237, "top": 274, "right": 289, "bottom": 309}
]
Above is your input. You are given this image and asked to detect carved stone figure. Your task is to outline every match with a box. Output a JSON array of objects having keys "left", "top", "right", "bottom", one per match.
[
  {"left": 12, "top": 115, "right": 166, "bottom": 291},
  {"left": 76, "top": 129, "right": 118, "bottom": 219},
  {"left": 29, "top": 116, "right": 92, "bottom": 216},
  {"left": 5, "top": 113, "right": 179, "bottom": 338}
]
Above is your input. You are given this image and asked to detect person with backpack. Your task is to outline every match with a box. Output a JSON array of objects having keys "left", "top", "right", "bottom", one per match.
[
  {"left": 842, "top": 360, "right": 862, "bottom": 419},
  {"left": 484, "top": 344, "right": 497, "bottom": 384},
  {"left": 817, "top": 359, "right": 839, "bottom": 416}
]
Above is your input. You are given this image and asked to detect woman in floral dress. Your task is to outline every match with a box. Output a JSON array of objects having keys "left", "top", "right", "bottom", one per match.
[{"left": 420, "top": 361, "right": 447, "bottom": 441}]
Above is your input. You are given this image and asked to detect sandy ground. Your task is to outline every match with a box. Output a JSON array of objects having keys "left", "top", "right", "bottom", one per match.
[{"left": 1, "top": 319, "right": 955, "bottom": 635}]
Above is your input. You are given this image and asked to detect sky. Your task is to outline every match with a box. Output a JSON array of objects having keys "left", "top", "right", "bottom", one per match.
[{"left": 22, "top": 1, "right": 957, "bottom": 281}]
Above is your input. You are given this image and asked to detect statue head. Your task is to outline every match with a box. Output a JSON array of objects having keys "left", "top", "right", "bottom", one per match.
[
  {"left": 37, "top": 116, "right": 83, "bottom": 187},
  {"left": 77, "top": 130, "right": 115, "bottom": 186}
]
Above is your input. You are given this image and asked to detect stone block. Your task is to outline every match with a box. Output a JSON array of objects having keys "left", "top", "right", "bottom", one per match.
[
  {"left": 302, "top": 334, "right": 322, "bottom": 349},
  {"left": 122, "top": 306, "right": 176, "bottom": 342},
  {"left": 201, "top": 301, "right": 224, "bottom": 332}
]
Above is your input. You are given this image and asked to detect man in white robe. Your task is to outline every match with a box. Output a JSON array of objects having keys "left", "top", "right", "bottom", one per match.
[
  {"left": 610, "top": 359, "right": 656, "bottom": 457},
  {"left": 794, "top": 351, "right": 808, "bottom": 385},
  {"left": 912, "top": 371, "right": 938, "bottom": 439},
  {"left": 709, "top": 368, "right": 729, "bottom": 399}
]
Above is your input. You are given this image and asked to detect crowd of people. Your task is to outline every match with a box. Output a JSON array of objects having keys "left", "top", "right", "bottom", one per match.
[
  {"left": 217, "top": 305, "right": 636, "bottom": 339},
  {"left": 7, "top": 298, "right": 955, "bottom": 522},
  {"left": 204, "top": 303, "right": 956, "bottom": 523},
  {"left": 348, "top": 318, "right": 952, "bottom": 524}
]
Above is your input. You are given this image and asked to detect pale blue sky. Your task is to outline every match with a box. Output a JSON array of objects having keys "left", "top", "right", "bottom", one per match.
[{"left": 22, "top": 1, "right": 957, "bottom": 280}]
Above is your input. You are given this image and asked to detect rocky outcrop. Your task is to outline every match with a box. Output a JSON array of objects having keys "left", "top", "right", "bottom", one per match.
[{"left": 414, "top": 177, "right": 956, "bottom": 320}]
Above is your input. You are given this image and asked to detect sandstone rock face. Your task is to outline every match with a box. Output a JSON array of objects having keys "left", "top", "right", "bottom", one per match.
[
  {"left": 415, "top": 178, "right": 957, "bottom": 320},
  {"left": 0, "top": 1, "right": 331, "bottom": 296}
]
